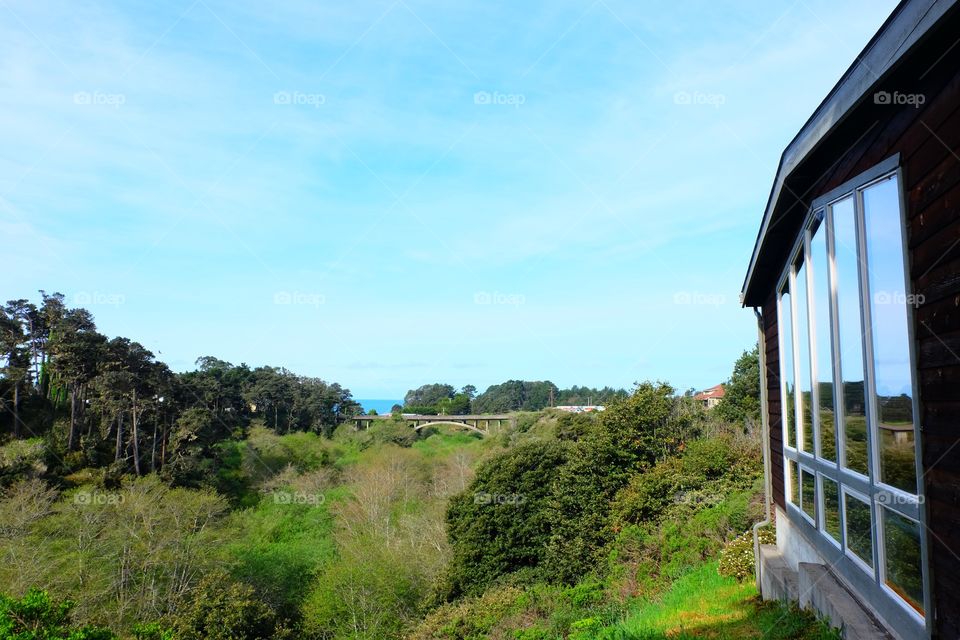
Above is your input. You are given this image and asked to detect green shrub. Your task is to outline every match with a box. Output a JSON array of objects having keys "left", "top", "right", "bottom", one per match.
[
  {"left": 443, "top": 440, "right": 574, "bottom": 599},
  {"left": 174, "top": 572, "right": 288, "bottom": 640},
  {"left": 223, "top": 498, "right": 336, "bottom": 621},
  {"left": 0, "top": 439, "right": 47, "bottom": 488},
  {"left": 0, "top": 588, "right": 116, "bottom": 640},
  {"left": 302, "top": 543, "right": 429, "bottom": 640},
  {"left": 131, "top": 622, "right": 176, "bottom": 640},
  {"left": 367, "top": 419, "right": 420, "bottom": 447},
  {"left": 408, "top": 586, "right": 529, "bottom": 640},
  {"left": 718, "top": 527, "right": 776, "bottom": 581}
]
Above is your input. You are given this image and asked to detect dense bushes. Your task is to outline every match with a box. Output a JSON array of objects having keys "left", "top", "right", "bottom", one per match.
[
  {"left": 442, "top": 440, "right": 574, "bottom": 599},
  {"left": 175, "top": 572, "right": 290, "bottom": 640},
  {"left": 0, "top": 588, "right": 116, "bottom": 640},
  {"left": 443, "top": 382, "right": 697, "bottom": 595},
  {"left": 610, "top": 435, "right": 760, "bottom": 528}
]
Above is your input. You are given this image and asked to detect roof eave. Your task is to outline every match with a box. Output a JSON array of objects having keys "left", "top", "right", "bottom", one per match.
[{"left": 740, "top": 0, "right": 955, "bottom": 307}]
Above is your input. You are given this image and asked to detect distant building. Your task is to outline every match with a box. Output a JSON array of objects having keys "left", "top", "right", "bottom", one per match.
[
  {"left": 693, "top": 384, "right": 725, "bottom": 409},
  {"left": 554, "top": 405, "right": 605, "bottom": 413}
]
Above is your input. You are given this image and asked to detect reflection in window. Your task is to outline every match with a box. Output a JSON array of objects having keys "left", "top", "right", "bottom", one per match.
[
  {"left": 795, "top": 260, "right": 814, "bottom": 453},
  {"left": 788, "top": 459, "right": 798, "bottom": 505},
  {"left": 810, "top": 220, "right": 836, "bottom": 461},
  {"left": 883, "top": 508, "right": 924, "bottom": 614},
  {"left": 845, "top": 492, "right": 874, "bottom": 569},
  {"left": 780, "top": 286, "right": 796, "bottom": 449},
  {"left": 822, "top": 477, "right": 841, "bottom": 542},
  {"left": 863, "top": 177, "right": 917, "bottom": 493},
  {"left": 833, "top": 197, "right": 869, "bottom": 475},
  {"left": 801, "top": 467, "right": 816, "bottom": 521}
]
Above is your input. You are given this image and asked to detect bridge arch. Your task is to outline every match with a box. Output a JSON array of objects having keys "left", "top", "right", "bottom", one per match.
[{"left": 412, "top": 421, "right": 487, "bottom": 436}]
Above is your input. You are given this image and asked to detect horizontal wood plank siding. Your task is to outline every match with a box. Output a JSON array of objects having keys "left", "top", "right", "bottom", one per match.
[{"left": 762, "top": 293, "right": 785, "bottom": 509}]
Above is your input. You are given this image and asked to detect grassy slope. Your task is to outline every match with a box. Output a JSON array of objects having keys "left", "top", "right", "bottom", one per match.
[{"left": 597, "top": 563, "right": 839, "bottom": 640}]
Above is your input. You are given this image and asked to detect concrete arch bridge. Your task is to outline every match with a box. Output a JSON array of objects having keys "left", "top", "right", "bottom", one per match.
[{"left": 347, "top": 414, "right": 515, "bottom": 437}]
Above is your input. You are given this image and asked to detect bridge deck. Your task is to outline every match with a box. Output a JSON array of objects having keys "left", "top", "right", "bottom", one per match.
[{"left": 352, "top": 413, "right": 513, "bottom": 421}]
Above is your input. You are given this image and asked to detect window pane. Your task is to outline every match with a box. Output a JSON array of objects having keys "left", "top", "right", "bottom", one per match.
[
  {"left": 863, "top": 177, "right": 917, "bottom": 494},
  {"left": 779, "top": 287, "right": 796, "bottom": 449},
  {"left": 801, "top": 467, "right": 816, "bottom": 521},
  {"left": 795, "top": 259, "right": 814, "bottom": 453},
  {"left": 845, "top": 492, "right": 874, "bottom": 569},
  {"left": 822, "top": 477, "right": 841, "bottom": 541},
  {"left": 883, "top": 508, "right": 924, "bottom": 614},
  {"left": 787, "top": 459, "right": 798, "bottom": 505},
  {"left": 833, "top": 198, "right": 869, "bottom": 475},
  {"left": 811, "top": 220, "right": 836, "bottom": 461}
]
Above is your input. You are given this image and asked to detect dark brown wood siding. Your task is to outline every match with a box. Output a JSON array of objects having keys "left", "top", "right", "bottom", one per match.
[
  {"left": 773, "top": 21, "right": 960, "bottom": 636},
  {"left": 762, "top": 292, "right": 785, "bottom": 510}
]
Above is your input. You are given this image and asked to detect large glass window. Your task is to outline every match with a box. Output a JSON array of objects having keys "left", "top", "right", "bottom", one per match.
[
  {"left": 779, "top": 286, "right": 797, "bottom": 449},
  {"left": 774, "top": 165, "right": 926, "bottom": 620},
  {"left": 822, "top": 476, "right": 841, "bottom": 542},
  {"left": 863, "top": 177, "right": 917, "bottom": 494},
  {"left": 795, "top": 259, "right": 814, "bottom": 453},
  {"left": 833, "top": 197, "right": 869, "bottom": 476},
  {"left": 788, "top": 458, "right": 798, "bottom": 505},
  {"left": 882, "top": 508, "right": 923, "bottom": 614},
  {"left": 810, "top": 220, "right": 836, "bottom": 462},
  {"left": 845, "top": 491, "right": 874, "bottom": 569},
  {"left": 800, "top": 466, "right": 817, "bottom": 521}
]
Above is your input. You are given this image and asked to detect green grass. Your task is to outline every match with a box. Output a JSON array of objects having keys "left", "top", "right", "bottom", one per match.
[{"left": 595, "top": 563, "right": 840, "bottom": 640}]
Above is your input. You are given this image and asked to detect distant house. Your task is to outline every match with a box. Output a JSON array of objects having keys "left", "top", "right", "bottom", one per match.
[
  {"left": 554, "top": 405, "right": 605, "bottom": 413},
  {"left": 693, "top": 384, "right": 725, "bottom": 409},
  {"left": 740, "top": 1, "right": 960, "bottom": 637}
]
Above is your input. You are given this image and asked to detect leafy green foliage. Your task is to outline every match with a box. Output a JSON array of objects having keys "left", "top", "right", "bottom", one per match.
[
  {"left": 174, "top": 572, "right": 289, "bottom": 640},
  {"left": 714, "top": 345, "right": 761, "bottom": 426},
  {"left": 542, "top": 382, "right": 687, "bottom": 583},
  {"left": 443, "top": 440, "right": 574, "bottom": 599},
  {"left": 718, "top": 527, "right": 776, "bottom": 581},
  {"left": 224, "top": 498, "right": 336, "bottom": 621},
  {"left": 301, "top": 541, "right": 426, "bottom": 639},
  {"left": 0, "top": 588, "right": 115, "bottom": 640}
]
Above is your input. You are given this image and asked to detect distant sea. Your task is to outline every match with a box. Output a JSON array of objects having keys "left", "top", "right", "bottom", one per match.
[{"left": 355, "top": 399, "right": 402, "bottom": 414}]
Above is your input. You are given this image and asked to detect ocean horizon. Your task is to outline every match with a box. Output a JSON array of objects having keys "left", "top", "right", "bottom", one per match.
[{"left": 355, "top": 399, "right": 403, "bottom": 414}]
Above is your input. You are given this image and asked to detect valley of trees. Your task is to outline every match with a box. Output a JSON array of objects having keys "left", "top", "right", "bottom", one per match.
[{"left": 0, "top": 291, "right": 831, "bottom": 639}]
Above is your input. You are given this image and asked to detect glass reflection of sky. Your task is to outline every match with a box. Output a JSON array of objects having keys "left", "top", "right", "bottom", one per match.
[{"left": 864, "top": 178, "right": 913, "bottom": 399}]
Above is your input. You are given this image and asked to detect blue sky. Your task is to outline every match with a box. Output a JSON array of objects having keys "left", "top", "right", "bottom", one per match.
[{"left": 1, "top": 0, "right": 898, "bottom": 398}]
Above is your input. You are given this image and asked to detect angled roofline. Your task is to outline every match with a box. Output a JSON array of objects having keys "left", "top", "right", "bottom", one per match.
[{"left": 740, "top": 0, "right": 957, "bottom": 306}]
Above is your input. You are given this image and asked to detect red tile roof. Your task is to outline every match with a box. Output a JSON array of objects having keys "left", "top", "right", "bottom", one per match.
[{"left": 694, "top": 384, "right": 726, "bottom": 400}]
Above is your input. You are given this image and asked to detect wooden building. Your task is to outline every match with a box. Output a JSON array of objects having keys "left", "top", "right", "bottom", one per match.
[{"left": 741, "top": 0, "right": 960, "bottom": 637}]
